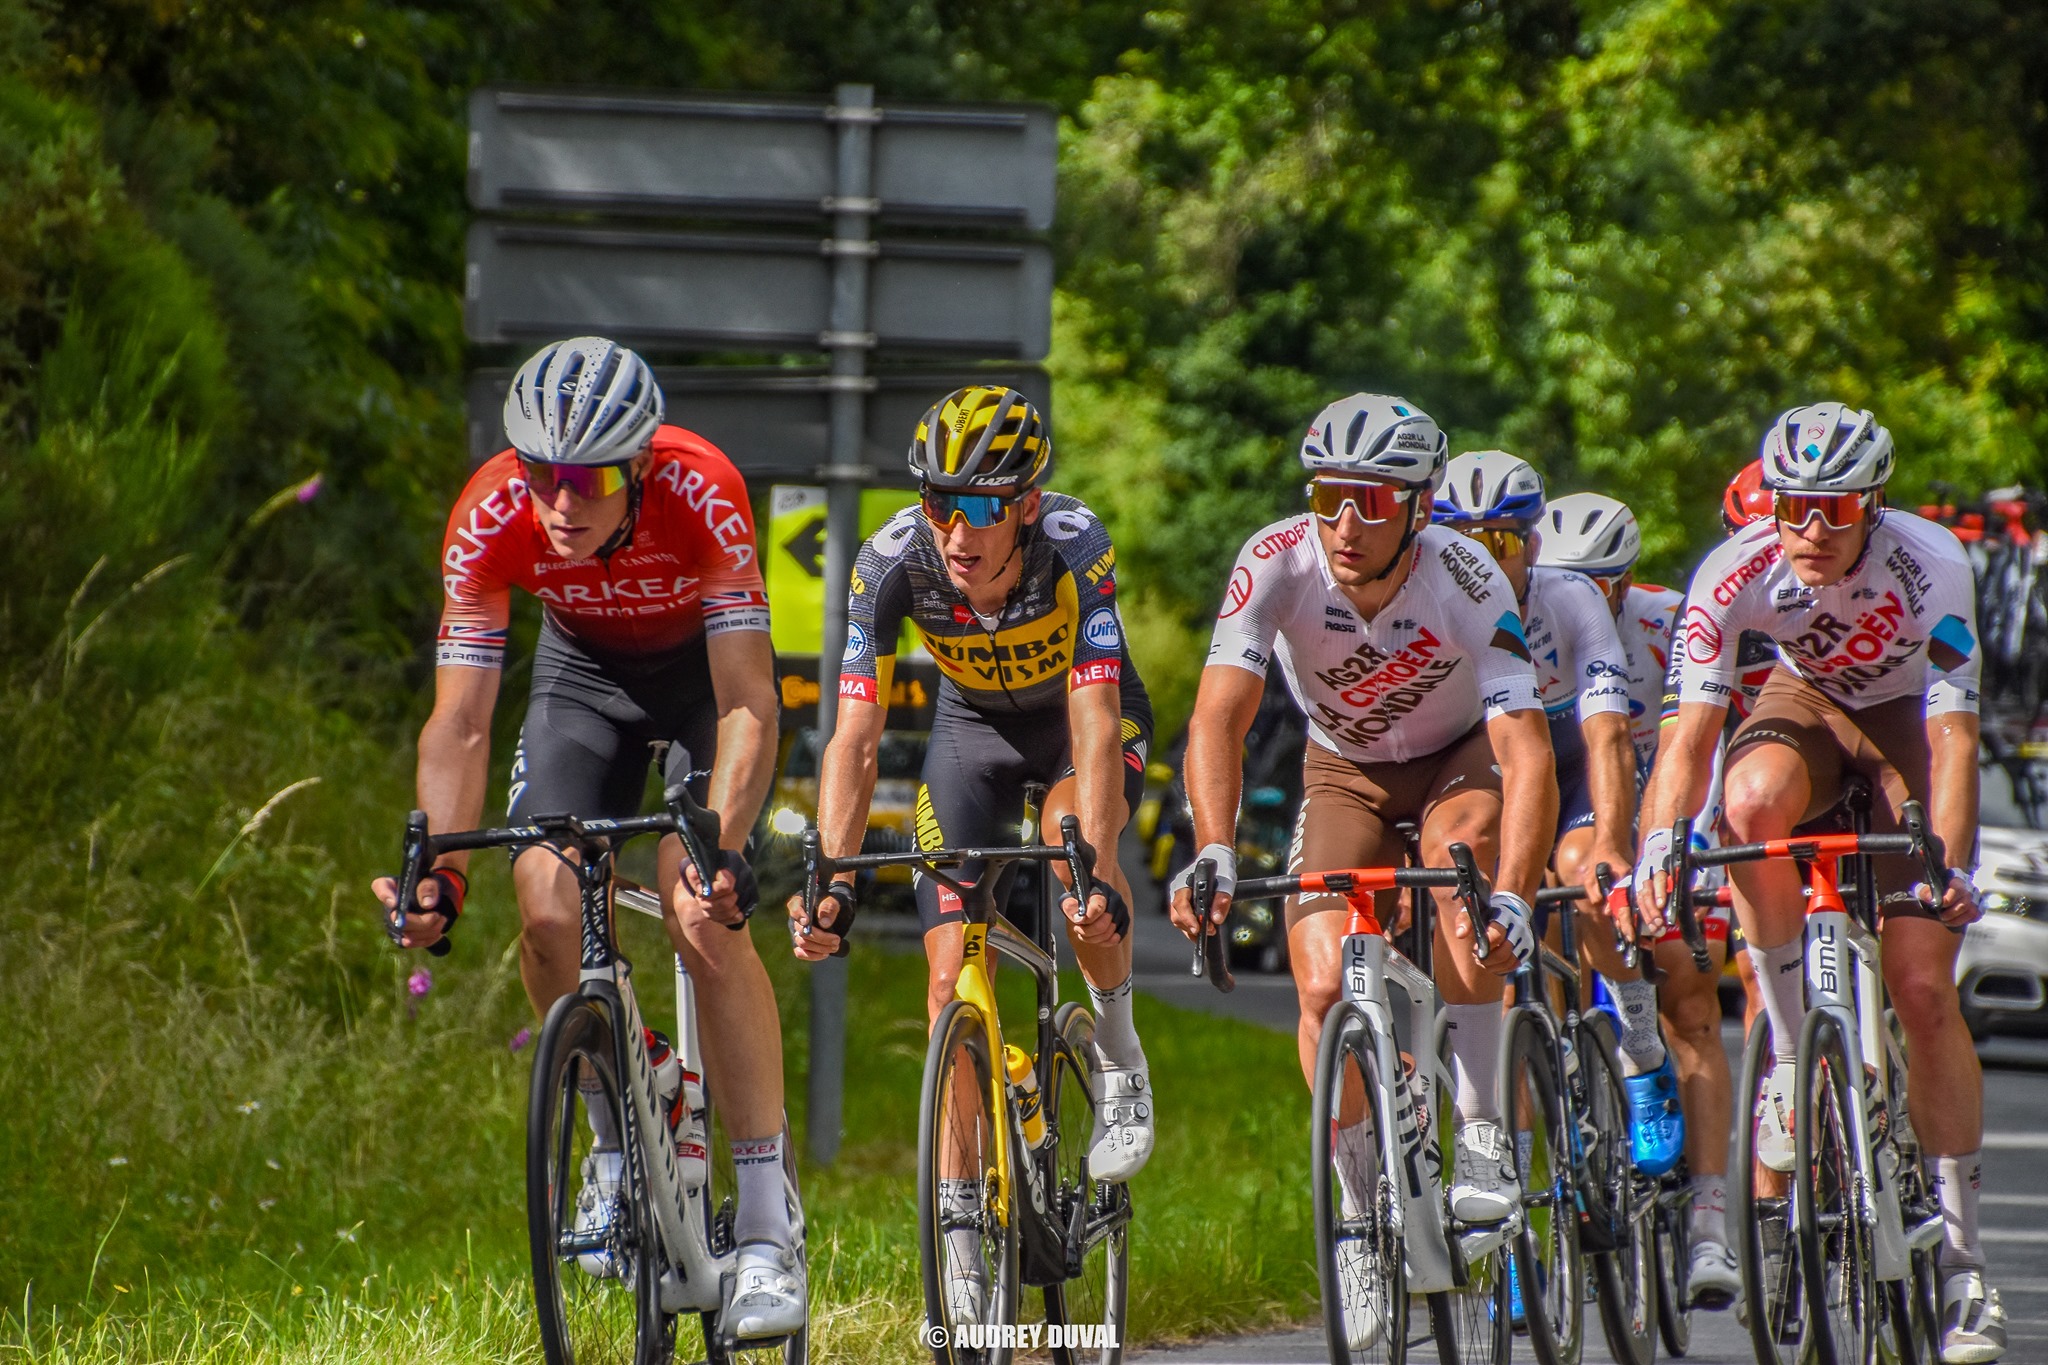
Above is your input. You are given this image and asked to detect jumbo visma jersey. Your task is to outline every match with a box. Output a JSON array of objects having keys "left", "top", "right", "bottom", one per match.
[{"left": 839, "top": 494, "right": 1133, "bottom": 714}]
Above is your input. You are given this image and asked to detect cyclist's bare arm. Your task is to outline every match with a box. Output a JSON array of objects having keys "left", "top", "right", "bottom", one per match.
[
  {"left": 1636, "top": 699, "right": 1728, "bottom": 921},
  {"left": 1927, "top": 708, "right": 1983, "bottom": 923},
  {"left": 1061, "top": 678, "right": 1132, "bottom": 938},
  {"left": 670, "top": 628, "right": 779, "bottom": 922},
  {"left": 1487, "top": 705, "right": 1558, "bottom": 902},
  {"left": 1581, "top": 709, "right": 1638, "bottom": 896},
  {"left": 787, "top": 693, "right": 886, "bottom": 957},
  {"left": 1170, "top": 664, "right": 1264, "bottom": 936},
  {"left": 373, "top": 663, "right": 500, "bottom": 944}
]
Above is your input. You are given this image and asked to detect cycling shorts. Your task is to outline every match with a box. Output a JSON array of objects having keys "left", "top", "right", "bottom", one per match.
[
  {"left": 1287, "top": 725, "right": 1501, "bottom": 926},
  {"left": 1725, "top": 667, "right": 1937, "bottom": 920},
  {"left": 1550, "top": 714, "right": 1597, "bottom": 839},
  {"left": 912, "top": 682, "right": 1152, "bottom": 934},
  {"left": 506, "top": 621, "right": 717, "bottom": 847}
]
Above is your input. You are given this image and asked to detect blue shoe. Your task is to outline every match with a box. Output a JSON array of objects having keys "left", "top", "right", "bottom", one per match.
[{"left": 1622, "top": 1057, "right": 1686, "bottom": 1177}]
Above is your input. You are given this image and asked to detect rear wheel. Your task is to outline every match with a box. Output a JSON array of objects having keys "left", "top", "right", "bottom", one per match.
[
  {"left": 1042, "top": 1004, "right": 1130, "bottom": 1365},
  {"left": 1505, "top": 1008, "right": 1582, "bottom": 1365},
  {"left": 1734, "top": 1017, "right": 1808, "bottom": 1365},
  {"left": 1311, "top": 1002, "right": 1407, "bottom": 1364},
  {"left": 1794, "top": 1010, "right": 1874, "bottom": 1365},
  {"left": 1429, "top": 1010, "right": 1510, "bottom": 1365},
  {"left": 918, "top": 1000, "right": 1018, "bottom": 1365},
  {"left": 1652, "top": 1183, "right": 1693, "bottom": 1357},
  {"left": 1580, "top": 1021, "right": 1655, "bottom": 1365}
]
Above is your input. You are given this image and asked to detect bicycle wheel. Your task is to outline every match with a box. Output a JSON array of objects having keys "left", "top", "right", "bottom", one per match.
[
  {"left": 1428, "top": 1009, "right": 1510, "bottom": 1365},
  {"left": 918, "top": 999, "right": 1019, "bottom": 1365},
  {"left": 529, "top": 992, "right": 674, "bottom": 1365},
  {"left": 1881, "top": 1011, "right": 1942, "bottom": 1365},
  {"left": 1734, "top": 1017, "right": 1808, "bottom": 1365},
  {"left": 1579, "top": 1021, "right": 1656, "bottom": 1365},
  {"left": 1041, "top": 1003, "right": 1130, "bottom": 1365},
  {"left": 1653, "top": 1185, "right": 1693, "bottom": 1358},
  {"left": 1505, "top": 1007, "right": 1582, "bottom": 1365},
  {"left": 1795, "top": 1009, "right": 1875, "bottom": 1365},
  {"left": 1311, "top": 1002, "right": 1408, "bottom": 1364}
]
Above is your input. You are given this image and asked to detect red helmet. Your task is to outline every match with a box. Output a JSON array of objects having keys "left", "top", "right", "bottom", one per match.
[{"left": 1722, "top": 460, "right": 1771, "bottom": 532}]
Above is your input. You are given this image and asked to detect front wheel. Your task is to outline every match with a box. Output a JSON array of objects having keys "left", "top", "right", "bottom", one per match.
[
  {"left": 1042, "top": 1004, "right": 1130, "bottom": 1365},
  {"left": 528, "top": 992, "right": 675, "bottom": 1365},
  {"left": 1794, "top": 1010, "right": 1875, "bottom": 1365},
  {"left": 1505, "top": 1008, "right": 1582, "bottom": 1365},
  {"left": 1311, "top": 1002, "right": 1407, "bottom": 1364},
  {"left": 1734, "top": 1017, "right": 1808, "bottom": 1365},
  {"left": 1580, "top": 1021, "right": 1656, "bottom": 1365},
  {"left": 918, "top": 999, "right": 1019, "bottom": 1365}
]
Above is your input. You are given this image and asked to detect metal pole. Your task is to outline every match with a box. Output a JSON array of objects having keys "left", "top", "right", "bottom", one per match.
[{"left": 807, "top": 82, "right": 877, "bottom": 1167}]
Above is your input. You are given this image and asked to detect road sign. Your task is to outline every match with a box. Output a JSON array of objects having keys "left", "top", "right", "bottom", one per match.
[
  {"left": 763, "top": 485, "right": 928, "bottom": 659},
  {"left": 469, "top": 87, "right": 1057, "bottom": 230},
  {"left": 464, "top": 222, "right": 1053, "bottom": 358},
  {"left": 466, "top": 365, "right": 1052, "bottom": 475}
]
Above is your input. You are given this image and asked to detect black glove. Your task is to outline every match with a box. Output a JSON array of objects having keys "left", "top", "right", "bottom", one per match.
[
  {"left": 819, "top": 882, "right": 858, "bottom": 957},
  {"left": 717, "top": 848, "right": 758, "bottom": 929}
]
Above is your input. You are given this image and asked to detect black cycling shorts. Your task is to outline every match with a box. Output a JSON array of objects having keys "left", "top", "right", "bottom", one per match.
[
  {"left": 912, "top": 681, "right": 1152, "bottom": 933},
  {"left": 506, "top": 621, "right": 719, "bottom": 845},
  {"left": 1549, "top": 713, "right": 1597, "bottom": 840}
]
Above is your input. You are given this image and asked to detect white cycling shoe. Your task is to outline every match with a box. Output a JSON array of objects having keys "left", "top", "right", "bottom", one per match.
[
  {"left": 1687, "top": 1238, "right": 1741, "bottom": 1311},
  {"left": 1755, "top": 1060, "right": 1798, "bottom": 1174},
  {"left": 1940, "top": 1268, "right": 2007, "bottom": 1364},
  {"left": 727, "top": 1241, "right": 807, "bottom": 1341},
  {"left": 1450, "top": 1120, "right": 1521, "bottom": 1225},
  {"left": 572, "top": 1149, "right": 624, "bottom": 1278},
  {"left": 1089, "top": 1059, "right": 1154, "bottom": 1182}
]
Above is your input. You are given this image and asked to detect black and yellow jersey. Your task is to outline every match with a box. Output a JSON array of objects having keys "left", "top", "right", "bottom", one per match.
[{"left": 837, "top": 493, "right": 1139, "bottom": 714}]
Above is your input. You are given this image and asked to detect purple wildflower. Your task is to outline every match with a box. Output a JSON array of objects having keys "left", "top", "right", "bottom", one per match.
[
  {"left": 407, "top": 968, "right": 433, "bottom": 998},
  {"left": 295, "top": 474, "right": 324, "bottom": 504},
  {"left": 509, "top": 1026, "right": 533, "bottom": 1053}
]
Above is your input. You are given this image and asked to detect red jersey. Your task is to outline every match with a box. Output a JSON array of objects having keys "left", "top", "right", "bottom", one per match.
[{"left": 436, "top": 425, "right": 771, "bottom": 669}]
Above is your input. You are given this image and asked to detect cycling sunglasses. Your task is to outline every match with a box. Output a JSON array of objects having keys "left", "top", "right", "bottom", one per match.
[
  {"left": 1464, "top": 525, "right": 1534, "bottom": 561},
  {"left": 1306, "top": 478, "right": 1415, "bottom": 525},
  {"left": 519, "top": 458, "right": 631, "bottom": 500},
  {"left": 1774, "top": 489, "right": 1874, "bottom": 532},
  {"left": 921, "top": 488, "right": 1020, "bottom": 529}
]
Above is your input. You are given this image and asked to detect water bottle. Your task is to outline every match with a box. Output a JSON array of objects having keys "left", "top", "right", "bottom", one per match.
[
  {"left": 675, "top": 1068, "right": 707, "bottom": 1190},
  {"left": 1003, "top": 1046, "right": 1048, "bottom": 1149},
  {"left": 644, "top": 1028, "right": 681, "bottom": 1115}
]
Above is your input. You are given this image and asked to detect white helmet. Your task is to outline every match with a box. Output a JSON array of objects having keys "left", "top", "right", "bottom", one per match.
[
  {"left": 1760, "top": 402, "right": 1893, "bottom": 492},
  {"left": 1434, "top": 450, "right": 1546, "bottom": 527},
  {"left": 504, "top": 337, "right": 665, "bottom": 465},
  {"left": 1536, "top": 493, "right": 1641, "bottom": 574},
  {"left": 1298, "top": 394, "right": 1448, "bottom": 490}
]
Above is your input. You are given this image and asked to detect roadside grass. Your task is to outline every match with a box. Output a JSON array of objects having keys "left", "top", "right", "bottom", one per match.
[{"left": 0, "top": 602, "right": 1317, "bottom": 1360}]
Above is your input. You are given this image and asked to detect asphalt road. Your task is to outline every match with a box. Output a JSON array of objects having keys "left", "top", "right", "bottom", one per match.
[{"left": 1122, "top": 890, "right": 2048, "bottom": 1363}]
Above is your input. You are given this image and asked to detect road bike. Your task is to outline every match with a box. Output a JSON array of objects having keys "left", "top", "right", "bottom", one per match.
[
  {"left": 800, "top": 805, "right": 1133, "bottom": 1365},
  {"left": 1668, "top": 779, "right": 1947, "bottom": 1365},
  {"left": 1197, "top": 841, "right": 1517, "bottom": 1365},
  {"left": 388, "top": 785, "right": 804, "bottom": 1365}
]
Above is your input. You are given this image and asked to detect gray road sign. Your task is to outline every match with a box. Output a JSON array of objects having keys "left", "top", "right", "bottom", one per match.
[
  {"left": 466, "top": 366, "right": 1052, "bottom": 481},
  {"left": 465, "top": 222, "right": 1052, "bottom": 359},
  {"left": 468, "top": 87, "right": 1056, "bottom": 230}
]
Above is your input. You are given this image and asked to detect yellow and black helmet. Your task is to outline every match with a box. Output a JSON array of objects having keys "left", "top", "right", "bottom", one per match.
[{"left": 908, "top": 385, "right": 1051, "bottom": 491}]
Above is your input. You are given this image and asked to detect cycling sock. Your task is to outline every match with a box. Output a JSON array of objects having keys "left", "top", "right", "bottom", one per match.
[
  {"left": 1332, "top": 1119, "right": 1378, "bottom": 1213},
  {"left": 579, "top": 1077, "right": 621, "bottom": 1150},
  {"left": 730, "top": 1134, "right": 791, "bottom": 1250},
  {"left": 1746, "top": 939, "right": 1806, "bottom": 1064},
  {"left": 1086, "top": 973, "right": 1144, "bottom": 1071},
  {"left": 1689, "top": 1174, "right": 1729, "bottom": 1248},
  {"left": 1445, "top": 1002, "right": 1504, "bottom": 1124},
  {"left": 939, "top": 1178, "right": 984, "bottom": 1278},
  {"left": 1607, "top": 975, "right": 1667, "bottom": 1076},
  {"left": 1931, "top": 1151, "right": 1985, "bottom": 1274}
]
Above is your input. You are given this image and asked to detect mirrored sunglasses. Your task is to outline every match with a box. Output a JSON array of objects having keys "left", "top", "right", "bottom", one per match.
[
  {"left": 519, "top": 458, "right": 630, "bottom": 500},
  {"left": 1306, "top": 478, "right": 1414, "bottom": 525},
  {"left": 1466, "top": 526, "right": 1533, "bottom": 561},
  {"left": 1774, "top": 490, "right": 1872, "bottom": 532},
  {"left": 921, "top": 488, "right": 1019, "bottom": 529}
]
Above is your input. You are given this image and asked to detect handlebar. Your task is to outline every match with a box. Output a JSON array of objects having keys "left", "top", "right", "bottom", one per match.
[
  {"left": 796, "top": 823, "right": 1092, "bottom": 951},
  {"left": 1209, "top": 842, "right": 1494, "bottom": 961},
  {"left": 1665, "top": 817, "right": 1714, "bottom": 973}
]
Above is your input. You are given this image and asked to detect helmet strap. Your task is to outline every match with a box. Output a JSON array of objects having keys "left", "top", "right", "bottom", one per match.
[
  {"left": 592, "top": 471, "right": 643, "bottom": 560},
  {"left": 1364, "top": 499, "right": 1424, "bottom": 584}
]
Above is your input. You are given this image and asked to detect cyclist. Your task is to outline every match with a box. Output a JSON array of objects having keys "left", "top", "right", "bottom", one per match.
[
  {"left": 1169, "top": 394, "right": 1555, "bottom": 1349},
  {"left": 786, "top": 387, "right": 1154, "bottom": 1310},
  {"left": 1637, "top": 403, "right": 2002, "bottom": 1362},
  {"left": 1539, "top": 491, "right": 1745, "bottom": 1307},
  {"left": 369, "top": 338, "right": 803, "bottom": 1338}
]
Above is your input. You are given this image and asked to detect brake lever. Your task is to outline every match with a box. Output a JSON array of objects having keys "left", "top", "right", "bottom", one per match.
[
  {"left": 1669, "top": 816, "right": 1711, "bottom": 974},
  {"left": 389, "top": 810, "right": 452, "bottom": 958},
  {"left": 663, "top": 783, "right": 735, "bottom": 927},
  {"left": 1903, "top": 799, "right": 1964, "bottom": 936},
  {"left": 1190, "top": 858, "right": 1215, "bottom": 979},
  {"left": 1447, "top": 841, "right": 1488, "bottom": 962}
]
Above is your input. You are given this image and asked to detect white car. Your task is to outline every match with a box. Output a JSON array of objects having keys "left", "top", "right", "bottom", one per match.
[{"left": 1959, "top": 762, "right": 2048, "bottom": 1038}]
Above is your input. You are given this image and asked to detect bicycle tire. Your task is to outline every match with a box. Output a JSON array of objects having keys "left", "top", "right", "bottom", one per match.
[
  {"left": 1579, "top": 1020, "right": 1656, "bottom": 1365},
  {"left": 918, "top": 998, "right": 1019, "bottom": 1365},
  {"left": 1311, "top": 1002, "right": 1407, "bottom": 1364},
  {"left": 529, "top": 992, "right": 675, "bottom": 1365},
  {"left": 1505, "top": 1007, "right": 1582, "bottom": 1365},
  {"left": 1042, "top": 1003, "right": 1131, "bottom": 1365},
  {"left": 1652, "top": 1186, "right": 1693, "bottom": 1357},
  {"left": 1428, "top": 1008, "right": 1509, "bottom": 1365},
  {"left": 1882, "top": 1008, "right": 1942, "bottom": 1365},
  {"left": 1733, "top": 1017, "right": 1808, "bottom": 1365},
  {"left": 1795, "top": 1009, "right": 1875, "bottom": 1365}
]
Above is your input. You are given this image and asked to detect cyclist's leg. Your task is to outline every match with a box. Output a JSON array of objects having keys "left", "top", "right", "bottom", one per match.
[{"left": 1655, "top": 921, "right": 1736, "bottom": 1291}]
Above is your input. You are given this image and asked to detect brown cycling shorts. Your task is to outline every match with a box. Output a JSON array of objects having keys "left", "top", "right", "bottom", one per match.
[
  {"left": 1286, "top": 725, "right": 1502, "bottom": 926},
  {"left": 1726, "top": 667, "right": 1936, "bottom": 918}
]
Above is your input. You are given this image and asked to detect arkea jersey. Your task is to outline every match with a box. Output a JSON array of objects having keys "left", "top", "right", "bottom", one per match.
[
  {"left": 1671, "top": 513, "right": 1980, "bottom": 716},
  {"left": 1615, "top": 583, "right": 1682, "bottom": 776},
  {"left": 1206, "top": 520, "right": 1543, "bottom": 764},
  {"left": 839, "top": 493, "right": 1133, "bottom": 714},
  {"left": 1523, "top": 566, "right": 1632, "bottom": 726},
  {"left": 436, "top": 426, "right": 770, "bottom": 670}
]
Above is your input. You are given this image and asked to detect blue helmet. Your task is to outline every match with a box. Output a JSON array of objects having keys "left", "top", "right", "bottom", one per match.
[{"left": 1433, "top": 450, "right": 1546, "bottom": 527}]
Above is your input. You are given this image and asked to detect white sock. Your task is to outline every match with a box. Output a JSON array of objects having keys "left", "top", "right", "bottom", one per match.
[
  {"left": 1445, "top": 1002, "right": 1504, "bottom": 1124},
  {"left": 1746, "top": 939, "right": 1806, "bottom": 1065},
  {"left": 580, "top": 1077, "right": 621, "bottom": 1150},
  {"left": 731, "top": 1133, "right": 791, "bottom": 1249},
  {"left": 1607, "top": 975, "right": 1667, "bottom": 1076},
  {"left": 1086, "top": 973, "right": 1145, "bottom": 1071},
  {"left": 939, "top": 1178, "right": 984, "bottom": 1277},
  {"left": 1333, "top": 1120, "right": 1377, "bottom": 1213},
  {"left": 1931, "top": 1152, "right": 1985, "bottom": 1274},
  {"left": 1689, "top": 1175, "right": 1729, "bottom": 1248}
]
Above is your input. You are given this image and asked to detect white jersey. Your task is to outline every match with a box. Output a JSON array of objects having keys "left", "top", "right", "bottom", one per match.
[
  {"left": 1672, "top": 513, "right": 1980, "bottom": 716},
  {"left": 1206, "top": 519, "right": 1543, "bottom": 763},
  {"left": 1523, "top": 566, "right": 1632, "bottom": 726},
  {"left": 1616, "top": 583, "right": 1682, "bottom": 777}
]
